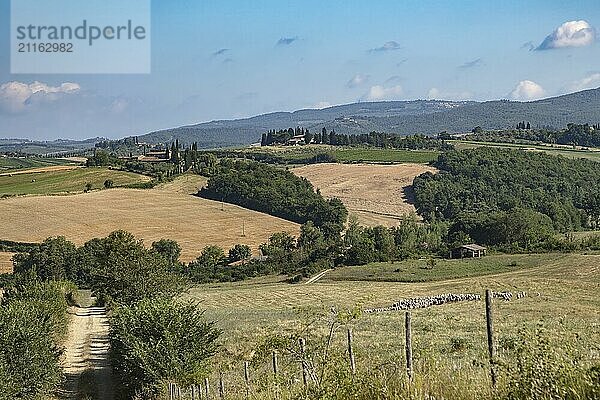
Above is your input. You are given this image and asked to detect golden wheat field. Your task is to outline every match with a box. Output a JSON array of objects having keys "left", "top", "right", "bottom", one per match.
[
  {"left": 292, "top": 163, "right": 436, "bottom": 227},
  {"left": 0, "top": 252, "right": 13, "bottom": 274},
  {"left": 0, "top": 178, "right": 299, "bottom": 261}
]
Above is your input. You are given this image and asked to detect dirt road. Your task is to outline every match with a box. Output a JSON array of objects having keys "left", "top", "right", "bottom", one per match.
[{"left": 61, "top": 307, "right": 114, "bottom": 400}]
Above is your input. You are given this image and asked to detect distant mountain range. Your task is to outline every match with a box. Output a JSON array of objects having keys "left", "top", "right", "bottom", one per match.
[{"left": 136, "top": 87, "right": 600, "bottom": 148}]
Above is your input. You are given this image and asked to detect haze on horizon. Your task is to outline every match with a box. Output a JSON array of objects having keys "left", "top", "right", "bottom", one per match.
[{"left": 0, "top": 0, "right": 599, "bottom": 140}]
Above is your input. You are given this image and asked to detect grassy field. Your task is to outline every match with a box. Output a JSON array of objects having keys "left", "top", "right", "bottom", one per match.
[
  {"left": 453, "top": 140, "right": 600, "bottom": 162},
  {"left": 0, "top": 156, "right": 79, "bottom": 171},
  {"left": 185, "top": 252, "right": 600, "bottom": 398},
  {"left": 0, "top": 252, "right": 13, "bottom": 274},
  {"left": 322, "top": 254, "right": 557, "bottom": 283},
  {"left": 292, "top": 163, "right": 435, "bottom": 226},
  {"left": 0, "top": 180, "right": 299, "bottom": 261},
  {"left": 0, "top": 167, "right": 150, "bottom": 196}
]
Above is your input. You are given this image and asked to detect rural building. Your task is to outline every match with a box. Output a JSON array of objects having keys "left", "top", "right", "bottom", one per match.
[
  {"left": 449, "top": 244, "right": 487, "bottom": 259},
  {"left": 287, "top": 135, "right": 307, "bottom": 146}
]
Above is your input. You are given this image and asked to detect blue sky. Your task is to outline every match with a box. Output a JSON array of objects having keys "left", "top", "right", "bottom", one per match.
[{"left": 1, "top": 0, "right": 599, "bottom": 139}]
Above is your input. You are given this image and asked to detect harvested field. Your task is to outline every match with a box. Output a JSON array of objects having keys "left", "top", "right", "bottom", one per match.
[
  {"left": 0, "top": 188, "right": 299, "bottom": 262},
  {"left": 293, "top": 163, "right": 436, "bottom": 226},
  {"left": 155, "top": 174, "right": 207, "bottom": 195},
  {"left": 0, "top": 252, "right": 13, "bottom": 274}
]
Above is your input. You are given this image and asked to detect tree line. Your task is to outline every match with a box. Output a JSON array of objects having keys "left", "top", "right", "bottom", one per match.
[
  {"left": 467, "top": 123, "right": 600, "bottom": 148},
  {"left": 413, "top": 147, "right": 600, "bottom": 250},
  {"left": 199, "top": 159, "right": 348, "bottom": 238},
  {"left": 261, "top": 127, "right": 453, "bottom": 150}
]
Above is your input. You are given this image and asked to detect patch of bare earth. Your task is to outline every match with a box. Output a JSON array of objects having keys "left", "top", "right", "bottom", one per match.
[
  {"left": 0, "top": 188, "right": 299, "bottom": 262},
  {"left": 293, "top": 163, "right": 436, "bottom": 227}
]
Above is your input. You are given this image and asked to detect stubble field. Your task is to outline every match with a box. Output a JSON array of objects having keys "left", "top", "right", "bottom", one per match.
[{"left": 292, "top": 163, "right": 436, "bottom": 226}]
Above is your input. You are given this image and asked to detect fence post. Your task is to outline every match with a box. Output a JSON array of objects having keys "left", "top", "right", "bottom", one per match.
[
  {"left": 219, "top": 372, "right": 225, "bottom": 399},
  {"left": 485, "top": 289, "right": 497, "bottom": 388},
  {"left": 405, "top": 311, "right": 413, "bottom": 381},
  {"left": 191, "top": 384, "right": 196, "bottom": 400},
  {"left": 169, "top": 383, "right": 173, "bottom": 400},
  {"left": 272, "top": 350, "right": 280, "bottom": 399},
  {"left": 272, "top": 351, "right": 279, "bottom": 377},
  {"left": 204, "top": 377, "right": 210, "bottom": 400},
  {"left": 244, "top": 361, "right": 250, "bottom": 398},
  {"left": 299, "top": 337, "right": 308, "bottom": 388},
  {"left": 347, "top": 327, "right": 356, "bottom": 375}
]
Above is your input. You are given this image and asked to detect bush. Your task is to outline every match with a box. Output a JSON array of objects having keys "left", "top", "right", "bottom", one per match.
[
  {"left": 0, "top": 281, "right": 72, "bottom": 399},
  {"left": 109, "top": 298, "right": 220, "bottom": 398}
]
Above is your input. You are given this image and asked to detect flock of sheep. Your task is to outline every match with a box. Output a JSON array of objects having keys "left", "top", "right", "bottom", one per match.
[{"left": 364, "top": 291, "right": 530, "bottom": 314}]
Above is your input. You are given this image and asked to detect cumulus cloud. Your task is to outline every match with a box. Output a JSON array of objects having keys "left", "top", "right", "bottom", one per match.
[
  {"left": 369, "top": 41, "right": 401, "bottom": 53},
  {"left": 536, "top": 20, "right": 596, "bottom": 50},
  {"left": 365, "top": 85, "right": 403, "bottom": 101},
  {"left": 277, "top": 37, "right": 298, "bottom": 46},
  {"left": 0, "top": 81, "right": 80, "bottom": 114},
  {"left": 566, "top": 73, "right": 600, "bottom": 92},
  {"left": 346, "top": 74, "right": 370, "bottom": 88},
  {"left": 459, "top": 58, "right": 483, "bottom": 69},
  {"left": 427, "top": 88, "right": 473, "bottom": 100},
  {"left": 510, "top": 80, "right": 545, "bottom": 101}
]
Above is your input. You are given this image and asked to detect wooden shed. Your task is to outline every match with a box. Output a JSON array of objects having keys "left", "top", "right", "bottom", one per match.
[{"left": 449, "top": 244, "right": 487, "bottom": 259}]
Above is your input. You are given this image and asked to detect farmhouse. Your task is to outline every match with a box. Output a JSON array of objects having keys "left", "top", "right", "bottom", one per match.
[
  {"left": 287, "top": 135, "right": 307, "bottom": 146},
  {"left": 449, "top": 244, "right": 487, "bottom": 259}
]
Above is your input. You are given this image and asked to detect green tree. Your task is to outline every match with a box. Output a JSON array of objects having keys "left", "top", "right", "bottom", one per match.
[
  {"left": 13, "top": 236, "right": 78, "bottom": 282},
  {"left": 86, "top": 231, "right": 185, "bottom": 305},
  {"left": 109, "top": 298, "right": 220, "bottom": 397},
  {"left": 152, "top": 239, "right": 182, "bottom": 265},
  {"left": 228, "top": 244, "right": 252, "bottom": 263}
]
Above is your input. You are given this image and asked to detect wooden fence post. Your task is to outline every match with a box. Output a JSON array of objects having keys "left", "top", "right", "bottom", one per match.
[
  {"left": 168, "top": 383, "right": 173, "bottom": 400},
  {"left": 191, "top": 384, "right": 197, "bottom": 400},
  {"left": 272, "top": 351, "right": 279, "bottom": 377},
  {"left": 347, "top": 327, "right": 356, "bottom": 375},
  {"left": 204, "top": 377, "right": 210, "bottom": 400},
  {"left": 244, "top": 361, "right": 250, "bottom": 398},
  {"left": 405, "top": 311, "right": 413, "bottom": 381},
  {"left": 299, "top": 337, "right": 308, "bottom": 388},
  {"left": 485, "top": 289, "right": 497, "bottom": 388},
  {"left": 219, "top": 372, "right": 225, "bottom": 399},
  {"left": 272, "top": 350, "right": 280, "bottom": 399}
]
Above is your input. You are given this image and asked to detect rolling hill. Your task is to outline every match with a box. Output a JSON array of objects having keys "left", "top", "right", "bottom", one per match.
[{"left": 137, "top": 88, "right": 600, "bottom": 147}]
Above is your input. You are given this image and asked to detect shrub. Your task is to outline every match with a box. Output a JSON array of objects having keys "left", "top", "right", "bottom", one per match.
[
  {"left": 0, "top": 281, "right": 71, "bottom": 399},
  {"left": 109, "top": 298, "right": 220, "bottom": 398}
]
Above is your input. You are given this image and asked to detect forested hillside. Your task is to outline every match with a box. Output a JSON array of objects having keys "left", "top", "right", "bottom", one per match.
[
  {"left": 413, "top": 148, "right": 600, "bottom": 243},
  {"left": 136, "top": 88, "right": 600, "bottom": 147}
]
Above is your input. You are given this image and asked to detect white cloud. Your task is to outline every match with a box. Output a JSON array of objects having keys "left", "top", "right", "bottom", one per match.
[
  {"left": 368, "top": 41, "right": 401, "bottom": 53},
  {"left": 536, "top": 20, "right": 596, "bottom": 50},
  {"left": 313, "top": 101, "right": 331, "bottom": 109},
  {"left": 346, "top": 74, "right": 369, "bottom": 88},
  {"left": 365, "top": 85, "right": 403, "bottom": 101},
  {"left": 510, "top": 80, "right": 545, "bottom": 101},
  {"left": 567, "top": 73, "right": 600, "bottom": 92},
  {"left": 0, "top": 81, "right": 80, "bottom": 113},
  {"left": 427, "top": 87, "right": 473, "bottom": 100}
]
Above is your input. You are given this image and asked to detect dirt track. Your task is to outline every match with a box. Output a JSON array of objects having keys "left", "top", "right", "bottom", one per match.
[{"left": 61, "top": 307, "right": 114, "bottom": 400}]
